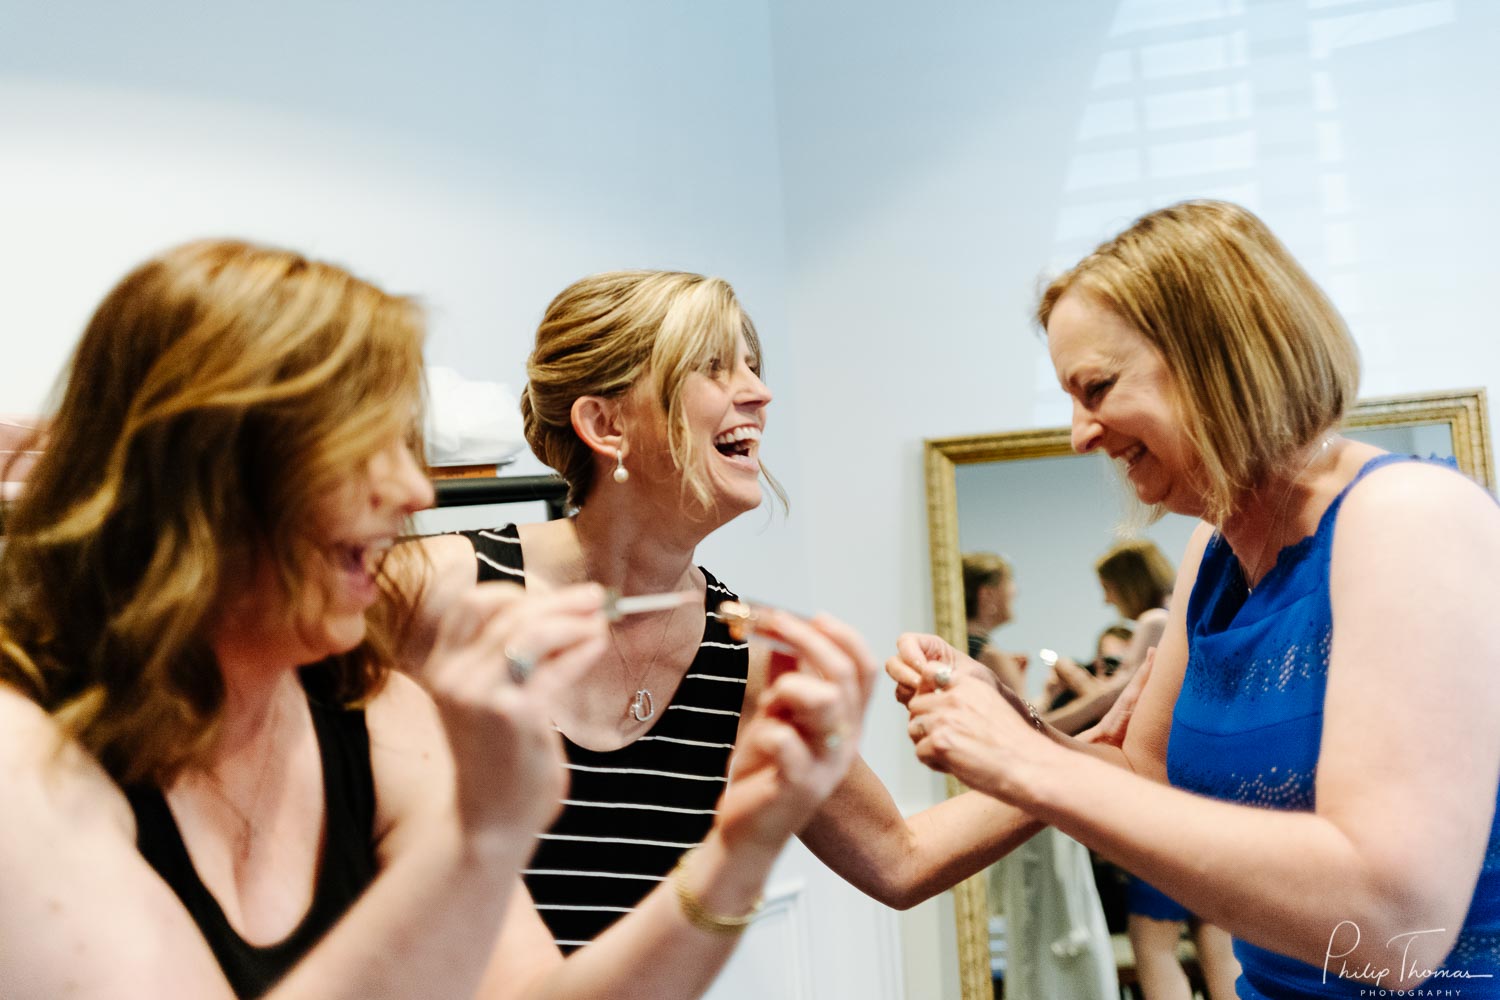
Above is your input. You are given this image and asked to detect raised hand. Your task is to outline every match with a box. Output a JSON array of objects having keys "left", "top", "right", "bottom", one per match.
[
  {"left": 904, "top": 664, "right": 1057, "bottom": 804},
  {"left": 715, "top": 610, "right": 878, "bottom": 852},
  {"left": 418, "top": 582, "right": 608, "bottom": 842},
  {"left": 884, "top": 632, "right": 999, "bottom": 708}
]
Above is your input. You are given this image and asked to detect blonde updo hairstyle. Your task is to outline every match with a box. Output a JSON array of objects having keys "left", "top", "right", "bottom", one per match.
[
  {"left": 0, "top": 239, "right": 427, "bottom": 786},
  {"left": 1038, "top": 200, "right": 1360, "bottom": 525},
  {"left": 522, "top": 270, "right": 785, "bottom": 512}
]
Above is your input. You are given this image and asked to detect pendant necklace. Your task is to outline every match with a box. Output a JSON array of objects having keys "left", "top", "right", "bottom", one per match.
[
  {"left": 610, "top": 602, "right": 682, "bottom": 723},
  {"left": 204, "top": 691, "right": 285, "bottom": 864}
]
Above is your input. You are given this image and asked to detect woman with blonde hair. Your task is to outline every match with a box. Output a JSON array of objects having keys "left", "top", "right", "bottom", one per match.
[
  {"left": 896, "top": 200, "right": 1500, "bottom": 997},
  {"left": 0, "top": 243, "right": 865, "bottom": 1000}
]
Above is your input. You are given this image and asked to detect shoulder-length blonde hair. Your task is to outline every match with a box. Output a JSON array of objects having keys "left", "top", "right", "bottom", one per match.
[
  {"left": 521, "top": 269, "right": 785, "bottom": 513},
  {"left": 1038, "top": 200, "right": 1360, "bottom": 525},
  {"left": 0, "top": 239, "right": 427, "bottom": 787},
  {"left": 1095, "top": 539, "right": 1175, "bottom": 621}
]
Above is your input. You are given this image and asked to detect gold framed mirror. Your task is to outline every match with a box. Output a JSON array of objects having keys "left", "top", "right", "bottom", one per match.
[{"left": 923, "top": 388, "right": 1493, "bottom": 1000}]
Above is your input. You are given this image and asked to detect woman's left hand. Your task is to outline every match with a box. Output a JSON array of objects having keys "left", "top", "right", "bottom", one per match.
[
  {"left": 905, "top": 669, "right": 1058, "bottom": 804},
  {"left": 714, "top": 610, "right": 878, "bottom": 853}
]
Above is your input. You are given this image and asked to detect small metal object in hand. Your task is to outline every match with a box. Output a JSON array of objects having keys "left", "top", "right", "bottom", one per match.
[
  {"left": 717, "top": 599, "right": 756, "bottom": 641},
  {"left": 604, "top": 588, "right": 697, "bottom": 621},
  {"left": 1038, "top": 648, "right": 1059, "bottom": 669},
  {"left": 933, "top": 664, "right": 954, "bottom": 689},
  {"left": 504, "top": 647, "right": 536, "bottom": 684}
]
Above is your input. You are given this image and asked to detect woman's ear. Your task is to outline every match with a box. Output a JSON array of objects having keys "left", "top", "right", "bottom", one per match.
[{"left": 571, "top": 395, "right": 626, "bottom": 460}]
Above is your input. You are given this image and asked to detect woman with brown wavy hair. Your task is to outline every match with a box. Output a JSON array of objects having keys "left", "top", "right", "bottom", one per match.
[{"left": 0, "top": 239, "right": 613, "bottom": 1000}]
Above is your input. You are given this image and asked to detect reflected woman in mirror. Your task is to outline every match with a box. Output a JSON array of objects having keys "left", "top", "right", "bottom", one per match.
[
  {"left": 963, "top": 551, "right": 1028, "bottom": 693},
  {"left": 895, "top": 200, "right": 1500, "bottom": 998},
  {"left": 962, "top": 558, "right": 1117, "bottom": 999},
  {"left": 0, "top": 240, "right": 615, "bottom": 1000}
]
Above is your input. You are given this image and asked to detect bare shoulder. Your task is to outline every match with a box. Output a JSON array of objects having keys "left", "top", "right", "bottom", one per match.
[
  {"left": 0, "top": 687, "right": 234, "bottom": 998},
  {"left": 0, "top": 684, "right": 132, "bottom": 831},
  {"left": 415, "top": 532, "right": 480, "bottom": 605},
  {"left": 1339, "top": 458, "right": 1499, "bottom": 532},
  {"left": 365, "top": 670, "right": 453, "bottom": 853},
  {"left": 1180, "top": 521, "right": 1217, "bottom": 578},
  {"left": 1330, "top": 459, "right": 1500, "bottom": 611}
]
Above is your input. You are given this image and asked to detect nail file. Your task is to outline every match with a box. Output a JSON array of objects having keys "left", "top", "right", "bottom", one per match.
[{"left": 604, "top": 589, "right": 697, "bottom": 621}]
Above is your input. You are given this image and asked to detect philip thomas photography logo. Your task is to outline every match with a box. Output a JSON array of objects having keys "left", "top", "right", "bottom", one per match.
[{"left": 1324, "top": 921, "right": 1493, "bottom": 997}]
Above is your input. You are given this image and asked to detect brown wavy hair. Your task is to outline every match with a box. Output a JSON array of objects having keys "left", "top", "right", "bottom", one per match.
[
  {"left": 521, "top": 270, "right": 786, "bottom": 512},
  {"left": 0, "top": 239, "right": 427, "bottom": 786},
  {"left": 1038, "top": 200, "right": 1360, "bottom": 525}
]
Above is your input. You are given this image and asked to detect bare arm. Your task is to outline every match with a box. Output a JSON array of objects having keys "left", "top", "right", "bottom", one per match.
[
  {"left": 909, "top": 466, "right": 1500, "bottom": 990},
  {"left": 795, "top": 628, "right": 1160, "bottom": 909},
  {"left": 974, "top": 645, "right": 1026, "bottom": 694}
]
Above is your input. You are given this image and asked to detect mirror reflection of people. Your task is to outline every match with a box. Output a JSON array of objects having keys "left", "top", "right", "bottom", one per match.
[
  {"left": 1043, "top": 623, "right": 1132, "bottom": 714},
  {"left": 1097, "top": 541, "right": 1242, "bottom": 999},
  {"left": 1044, "top": 540, "right": 1171, "bottom": 733},
  {"left": 401, "top": 270, "right": 1153, "bottom": 959},
  {"left": 961, "top": 560, "right": 1115, "bottom": 999},
  {"left": 0, "top": 241, "right": 614, "bottom": 999},
  {"left": 896, "top": 200, "right": 1500, "bottom": 997},
  {"left": 962, "top": 551, "right": 1027, "bottom": 693}
]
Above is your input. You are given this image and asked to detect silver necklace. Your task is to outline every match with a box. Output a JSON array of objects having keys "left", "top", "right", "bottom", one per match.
[
  {"left": 1243, "top": 434, "right": 1337, "bottom": 591},
  {"left": 609, "top": 603, "right": 681, "bottom": 723},
  {"left": 203, "top": 692, "right": 284, "bottom": 864}
]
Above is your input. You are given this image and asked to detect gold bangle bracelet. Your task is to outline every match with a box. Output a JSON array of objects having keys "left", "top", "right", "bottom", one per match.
[{"left": 671, "top": 847, "right": 763, "bottom": 935}]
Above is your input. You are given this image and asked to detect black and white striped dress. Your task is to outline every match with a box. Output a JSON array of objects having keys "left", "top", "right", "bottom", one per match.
[{"left": 459, "top": 524, "right": 748, "bottom": 952}]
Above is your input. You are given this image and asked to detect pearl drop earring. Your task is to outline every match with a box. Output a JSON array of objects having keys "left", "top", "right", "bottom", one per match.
[{"left": 613, "top": 449, "right": 629, "bottom": 484}]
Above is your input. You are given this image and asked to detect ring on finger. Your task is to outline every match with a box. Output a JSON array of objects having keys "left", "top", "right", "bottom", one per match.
[
  {"left": 504, "top": 646, "right": 537, "bottom": 685},
  {"left": 934, "top": 665, "right": 954, "bottom": 689},
  {"left": 822, "top": 725, "right": 851, "bottom": 752}
]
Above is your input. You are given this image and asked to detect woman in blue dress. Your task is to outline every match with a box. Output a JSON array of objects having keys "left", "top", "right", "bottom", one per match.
[{"left": 894, "top": 200, "right": 1500, "bottom": 998}]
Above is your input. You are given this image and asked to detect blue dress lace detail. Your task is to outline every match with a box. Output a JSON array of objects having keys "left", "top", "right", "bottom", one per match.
[{"left": 1168, "top": 454, "right": 1500, "bottom": 998}]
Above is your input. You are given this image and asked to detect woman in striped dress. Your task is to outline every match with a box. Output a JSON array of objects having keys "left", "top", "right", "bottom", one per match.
[{"left": 405, "top": 270, "right": 886, "bottom": 995}]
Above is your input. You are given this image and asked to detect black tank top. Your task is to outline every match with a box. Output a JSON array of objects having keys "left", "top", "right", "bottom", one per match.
[
  {"left": 126, "top": 668, "right": 378, "bottom": 999},
  {"left": 461, "top": 524, "right": 748, "bottom": 952}
]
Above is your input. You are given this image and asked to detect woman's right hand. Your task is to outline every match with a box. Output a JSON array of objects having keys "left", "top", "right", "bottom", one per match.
[
  {"left": 417, "top": 582, "right": 608, "bottom": 844},
  {"left": 885, "top": 632, "right": 999, "bottom": 707}
]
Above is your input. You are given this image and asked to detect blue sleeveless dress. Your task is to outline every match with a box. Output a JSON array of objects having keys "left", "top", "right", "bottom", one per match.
[{"left": 1168, "top": 454, "right": 1500, "bottom": 998}]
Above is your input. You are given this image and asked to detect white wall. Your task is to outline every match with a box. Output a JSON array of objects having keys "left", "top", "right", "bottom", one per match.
[{"left": 6, "top": 1, "right": 1500, "bottom": 997}]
